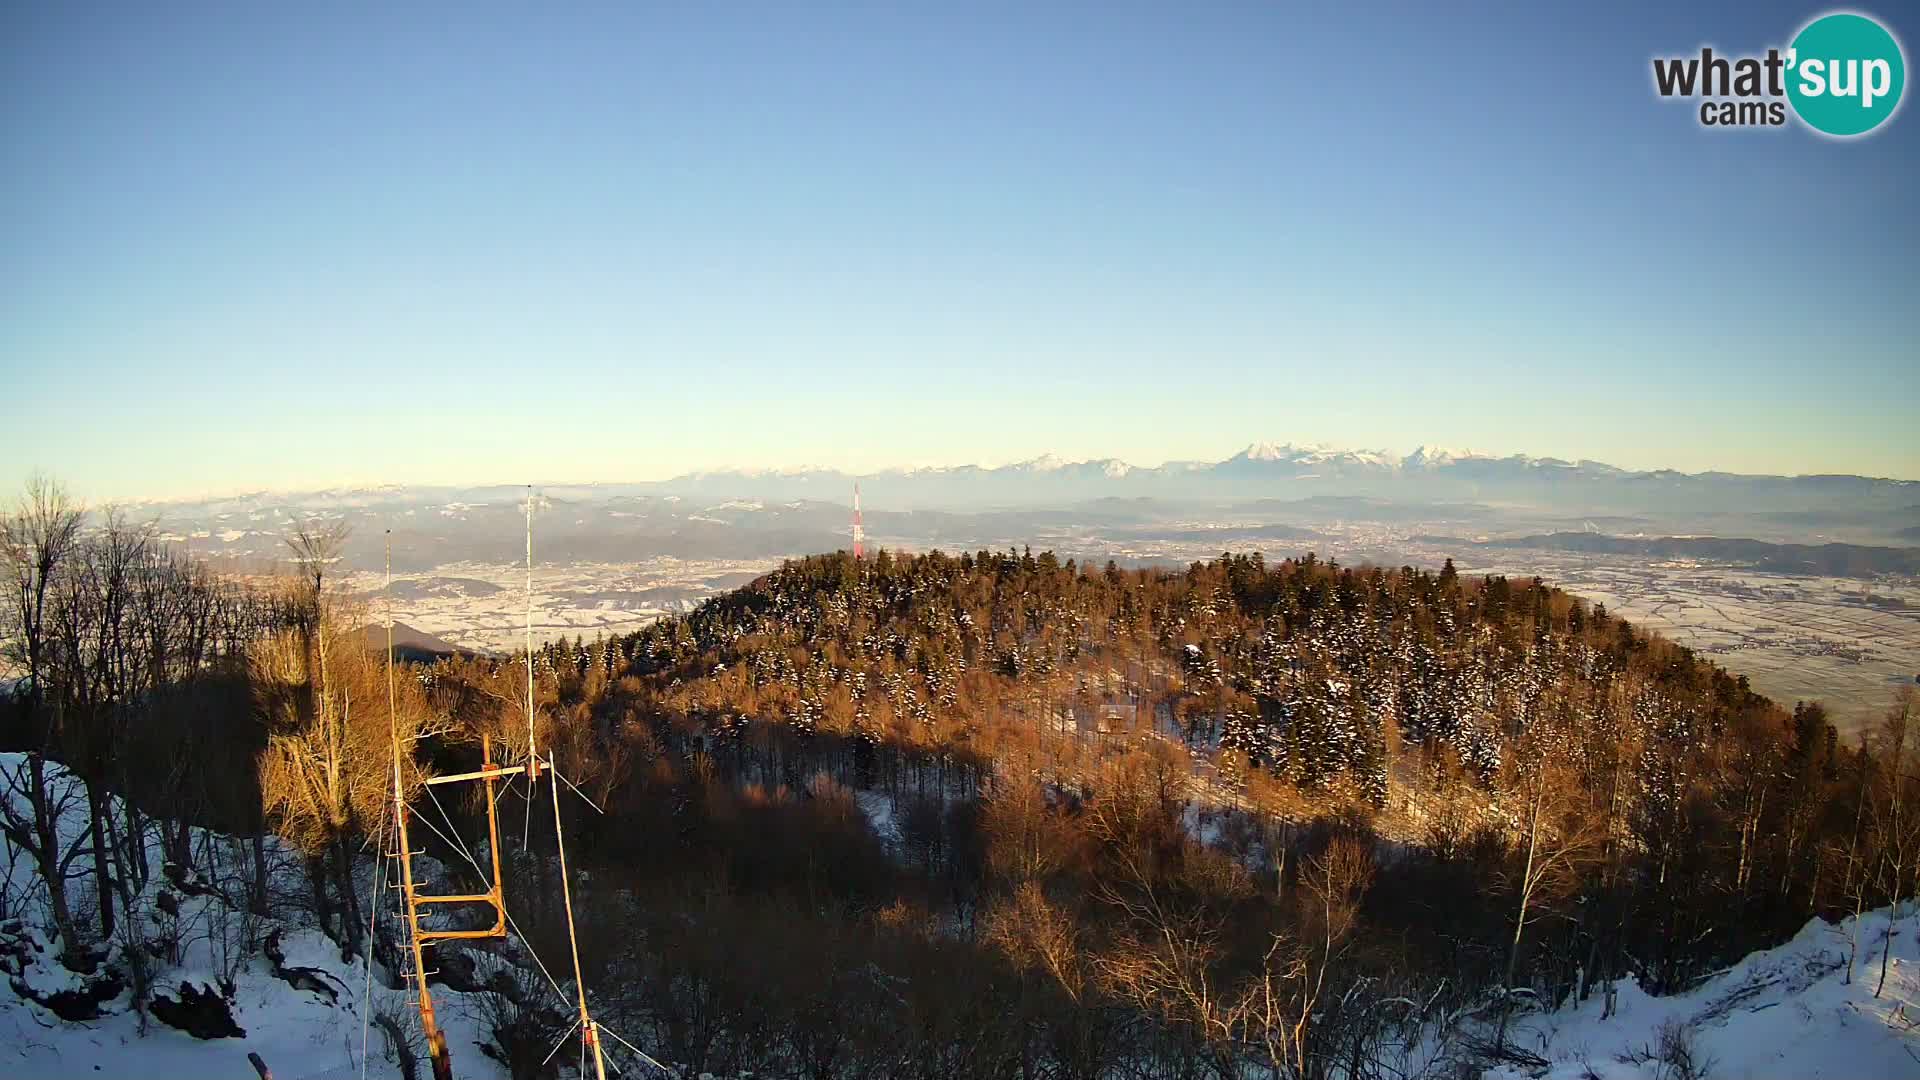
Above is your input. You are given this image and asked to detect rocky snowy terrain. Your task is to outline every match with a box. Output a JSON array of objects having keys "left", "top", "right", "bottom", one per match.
[{"left": 0, "top": 751, "right": 555, "bottom": 1080}]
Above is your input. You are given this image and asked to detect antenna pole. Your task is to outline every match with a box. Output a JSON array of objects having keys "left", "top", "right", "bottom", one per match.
[
  {"left": 389, "top": 531, "right": 453, "bottom": 1080},
  {"left": 550, "top": 757, "right": 606, "bottom": 1080},
  {"left": 526, "top": 486, "right": 540, "bottom": 779}
]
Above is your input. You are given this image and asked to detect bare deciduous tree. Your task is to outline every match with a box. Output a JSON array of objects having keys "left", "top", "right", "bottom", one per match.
[
  {"left": 0, "top": 475, "right": 88, "bottom": 959},
  {"left": 255, "top": 520, "right": 444, "bottom": 960},
  {"left": 1497, "top": 750, "right": 1600, "bottom": 1048},
  {"left": 1872, "top": 687, "right": 1919, "bottom": 998}
]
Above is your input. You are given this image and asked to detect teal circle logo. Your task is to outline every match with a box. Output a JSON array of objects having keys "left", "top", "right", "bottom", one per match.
[{"left": 1786, "top": 12, "right": 1906, "bottom": 136}]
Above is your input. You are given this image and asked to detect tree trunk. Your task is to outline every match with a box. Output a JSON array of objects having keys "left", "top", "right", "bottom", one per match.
[
  {"left": 307, "top": 853, "right": 334, "bottom": 941},
  {"left": 251, "top": 832, "right": 270, "bottom": 916},
  {"left": 100, "top": 794, "right": 139, "bottom": 932},
  {"left": 122, "top": 796, "right": 148, "bottom": 892},
  {"left": 1781, "top": 817, "right": 1802, "bottom": 898},
  {"left": 85, "top": 777, "right": 116, "bottom": 940},
  {"left": 1844, "top": 760, "right": 1870, "bottom": 985},
  {"left": 332, "top": 836, "right": 362, "bottom": 964},
  {"left": 170, "top": 814, "right": 193, "bottom": 873},
  {"left": 1878, "top": 854, "right": 1905, "bottom": 998},
  {"left": 1498, "top": 781, "right": 1546, "bottom": 1051},
  {"left": 27, "top": 755, "right": 86, "bottom": 957}
]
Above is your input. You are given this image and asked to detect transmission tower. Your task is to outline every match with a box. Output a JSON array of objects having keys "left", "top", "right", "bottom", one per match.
[{"left": 852, "top": 481, "right": 865, "bottom": 560}]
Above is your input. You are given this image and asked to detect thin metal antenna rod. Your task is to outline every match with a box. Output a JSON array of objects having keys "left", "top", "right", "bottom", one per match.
[
  {"left": 504, "top": 497, "right": 653, "bottom": 1078},
  {"left": 524, "top": 485, "right": 540, "bottom": 853},
  {"left": 521, "top": 488, "right": 604, "bottom": 1077},
  {"left": 527, "top": 485, "right": 538, "bottom": 775},
  {"left": 550, "top": 752, "right": 607, "bottom": 1080}
]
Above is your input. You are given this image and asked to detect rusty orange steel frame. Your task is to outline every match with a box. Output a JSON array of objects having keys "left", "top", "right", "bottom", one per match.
[{"left": 413, "top": 734, "right": 523, "bottom": 941}]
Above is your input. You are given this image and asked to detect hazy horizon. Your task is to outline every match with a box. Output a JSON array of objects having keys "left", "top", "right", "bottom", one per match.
[{"left": 27, "top": 435, "right": 1917, "bottom": 507}]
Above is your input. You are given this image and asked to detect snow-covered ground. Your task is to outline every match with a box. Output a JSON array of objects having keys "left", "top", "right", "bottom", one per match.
[
  {"left": 9, "top": 741, "right": 1920, "bottom": 1080},
  {"left": 854, "top": 789, "right": 903, "bottom": 853},
  {"left": 2, "top": 919, "right": 503, "bottom": 1080},
  {"left": 0, "top": 752, "right": 517, "bottom": 1080},
  {"left": 1487, "top": 908, "right": 1920, "bottom": 1080},
  {"left": 339, "top": 557, "right": 776, "bottom": 654}
]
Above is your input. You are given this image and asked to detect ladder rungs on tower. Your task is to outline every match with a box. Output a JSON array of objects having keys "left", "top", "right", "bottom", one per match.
[{"left": 414, "top": 891, "right": 499, "bottom": 905}]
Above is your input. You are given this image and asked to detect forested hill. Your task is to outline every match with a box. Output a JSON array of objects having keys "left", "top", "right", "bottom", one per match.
[
  {"left": 477, "top": 546, "right": 1903, "bottom": 1045},
  {"left": 555, "top": 548, "right": 1773, "bottom": 806}
]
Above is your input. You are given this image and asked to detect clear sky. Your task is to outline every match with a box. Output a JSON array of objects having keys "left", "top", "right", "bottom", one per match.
[{"left": 3, "top": 2, "right": 1916, "bottom": 500}]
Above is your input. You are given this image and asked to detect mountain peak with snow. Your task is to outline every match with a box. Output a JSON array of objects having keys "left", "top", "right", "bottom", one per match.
[
  {"left": 1229, "top": 442, "right": 1400, "bottom": 469},
  {"left": 635, "top": 441, "right": 1915, "bottom": 510},
  {"left": 1238, "top": 441, "right": 1303, "bottom": 462},
  {"left": 1404, "top": 445, "right": 1484, "bottom": 469}
]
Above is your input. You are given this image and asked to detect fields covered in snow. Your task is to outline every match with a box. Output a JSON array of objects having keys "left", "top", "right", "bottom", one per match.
[{"left": 339, "top": 557, "right": 775, "bottom": 654}]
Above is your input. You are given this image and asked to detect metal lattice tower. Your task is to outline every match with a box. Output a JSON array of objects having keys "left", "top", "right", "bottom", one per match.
[
  {"left": 386, "top": 533, "right": 521, "bottom": 1080},
  {"left": 852, "top": 481, "right": 865, "bottom": 560}
]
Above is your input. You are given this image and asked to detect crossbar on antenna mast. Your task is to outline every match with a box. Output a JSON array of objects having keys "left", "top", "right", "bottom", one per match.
[{"left": 424, "top": 764, "right": 527, "bottom": 786}]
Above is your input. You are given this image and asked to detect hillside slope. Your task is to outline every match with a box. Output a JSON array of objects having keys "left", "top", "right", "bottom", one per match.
[
  {"left": 1486, "top": 908, "right": 1920, "bottom": 1080},
  {"left": 10, "top": 737, "right": 1918, "bottom": 1080}
]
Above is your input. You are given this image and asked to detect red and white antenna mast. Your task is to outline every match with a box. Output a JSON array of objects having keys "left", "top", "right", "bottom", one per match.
[{"left": 851, "top": 481, "right": 865, "bottom": 560}]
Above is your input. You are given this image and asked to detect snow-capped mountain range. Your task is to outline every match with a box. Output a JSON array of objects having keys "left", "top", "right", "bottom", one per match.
[
  {"left": 656, "top": 442, "right": 1915, "bottom": 512},
  {"left": 125, "top": 442, "right": 1914, "bottom": 518}
]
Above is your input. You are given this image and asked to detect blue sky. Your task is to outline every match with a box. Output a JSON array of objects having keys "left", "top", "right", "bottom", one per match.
[{"left": 2, "top": 2, "right": 1915, "bottom": 499}]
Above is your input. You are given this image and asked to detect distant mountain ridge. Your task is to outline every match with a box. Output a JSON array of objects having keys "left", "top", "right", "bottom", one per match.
[
  {"left": 657, "top": 442, "right": 1919, "bottom": 514},
  {"left": 126, "top": 443, "right": 1918, "bottom": 518}
]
